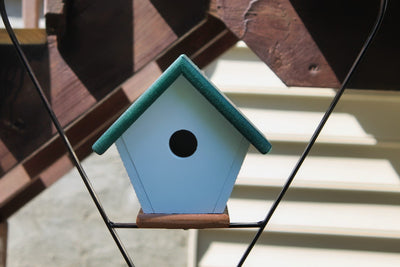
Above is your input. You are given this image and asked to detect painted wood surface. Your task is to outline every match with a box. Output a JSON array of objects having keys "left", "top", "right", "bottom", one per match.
[
  {"left": 0, "top": 29, "right": 46, "bottom": 44},
  {"left": 212, "top": 0, "right": 400, "bottom": 90},
  {"left": 0, "top": 221, "right": 6, "bottom": 267},
  {"left": 192, "top": 44, "right": 400, "bottom": 267},
  {"left": 117, "top": 75, "right": 249, "bottom": 213},
  {"left": 212, "top": 0, "right": 339, "bottom": 88},
  {"left": 136, "top": 208, "right": 230, "bottom": 229}
]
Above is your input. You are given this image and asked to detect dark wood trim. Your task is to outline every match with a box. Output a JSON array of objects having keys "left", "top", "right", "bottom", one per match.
[
  {"left": 212, "top": 0, "right": 340, "bottom": 88},
  {"left": 0, "top": 221, "right": 6, "bottom": 267},
  {"left": 136, "top": 208, "right": 230, "bottom": 229},
  {"left": 44, "top": 0, "right": 66, "bottom": 36},
  {"left": 157, "top": 15, "right": 238, "bottom": 70},
  {"left": 0, "top": 88, "right": 131, "bottom": 220},
  {"left": 212, "top": 0, "right": 400, "bottom": 90}
]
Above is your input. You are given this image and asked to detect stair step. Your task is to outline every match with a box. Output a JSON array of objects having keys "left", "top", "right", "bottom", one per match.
[
  {"left": 197, "top": 230, "right": 400, "bottom": 267},
  {"left": 226, "top": 187, "right": 400, "bottom": 234},
  {"left": 235, "top": 178, "right": 400, "bottom": 194},
  {"left": 238, "top": 152, "right": 400, "bottom": 189}
]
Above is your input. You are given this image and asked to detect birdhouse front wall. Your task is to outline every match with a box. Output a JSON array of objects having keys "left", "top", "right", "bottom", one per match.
[{"left": 115, "top": 75, "right": 250, "bottom": 214}]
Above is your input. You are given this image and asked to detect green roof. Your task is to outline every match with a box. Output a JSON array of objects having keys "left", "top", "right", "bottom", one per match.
[{"left": 92, "top": 55, "right": 271, "bottom": 155}]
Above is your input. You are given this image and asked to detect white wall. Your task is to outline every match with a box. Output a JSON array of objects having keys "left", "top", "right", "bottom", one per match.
[
  {"left": 193, "top": 43, "right": 400, "bottom": 267},
  {"left": 8, "top": 145, "right": 189, "bottom": 266},
  {"left": 0, "top": 0, "right": 44, "bottom": 28}
]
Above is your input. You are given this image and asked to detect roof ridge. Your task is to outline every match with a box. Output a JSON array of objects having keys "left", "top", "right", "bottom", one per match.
[{"left": 92, "top": 55, "right": 271, "bottom": 155}]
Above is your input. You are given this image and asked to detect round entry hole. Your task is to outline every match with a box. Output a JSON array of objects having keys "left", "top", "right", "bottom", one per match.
[{"left": 169, "top": 130, "right": 197, "bottom": 158}]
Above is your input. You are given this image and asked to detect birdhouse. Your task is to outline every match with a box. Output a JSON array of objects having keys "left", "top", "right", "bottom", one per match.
[{"left": 92, "top": 55, "right": 271, "bottom": 228}]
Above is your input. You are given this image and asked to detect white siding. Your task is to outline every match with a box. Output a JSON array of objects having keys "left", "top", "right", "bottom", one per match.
[
  {"left": 191, "top": 43, "right": 400, "bottom": 267},
  {"left": 0, "top": 0, "right": 45, "bottom": 28}
]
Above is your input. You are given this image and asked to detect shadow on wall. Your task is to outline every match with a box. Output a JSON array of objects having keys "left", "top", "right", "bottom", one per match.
[
  {"left": 58, "top": 0, "right": 134, "bottom": 101},
  {"left": 0, "top": 44, "right": 51, "bottom": 176},
  {"left": 289, "top": 0, "right": 400, "bottom": 90},
  {"left": 228, "top": 91, "right": 400, "bottom": 182}
]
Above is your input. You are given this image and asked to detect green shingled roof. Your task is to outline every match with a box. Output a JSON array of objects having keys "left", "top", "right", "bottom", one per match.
[{"left": 92, "top": 55, "right": 271, "bottom": 155}]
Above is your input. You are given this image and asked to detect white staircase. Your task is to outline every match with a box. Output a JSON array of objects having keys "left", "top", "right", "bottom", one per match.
[{"left": 190, "top": 43, "right": 400, "bottom": 267}]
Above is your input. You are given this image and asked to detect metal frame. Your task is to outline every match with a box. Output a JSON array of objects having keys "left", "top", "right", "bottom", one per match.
[{"left": 0, "top": 0, "right": 388, "bottom": 266}]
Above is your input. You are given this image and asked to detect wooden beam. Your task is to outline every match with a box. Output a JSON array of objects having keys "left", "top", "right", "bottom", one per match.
[
  {"left": 212, "top": 0, "right": 340, "bottom": 88},
  {"left": 0, "top": 87, "right": 131, "bottom": 220},
  {"left": 22, "top": 0, "right": 41, "bottom": 28},
  {"left": 157, "top": 15, "right": 238, "bottom": 70},
  {"left": 121, "top": 61, "right": 163, "bottom": 102},
  {"left": 0, "top": 37, "right": 86, "bottom": 178},
  {"left": 0, "top": 140, "right": 17, "bottom": 174},
  {"left": 0, "top": 29, "right": 47, "bottom": 44},
  {"left": 213, "top": 0, "right": 400, "bottom": 90},
  {"left": 0, "top": 0, "right": 210, "bottom": 178},
  {"left": 0, "top": 165, "right": 30, "bottom": 205},
  {"left": 191, "top": 28, "right": 238, "bottom": 69},
  {"left": 0, "top": 221, "right": 6, "bottom": 267},
  {"left": 44, "top": 0, "right": 65, "bottom": 35},
  {"left": 136, "top": 208, "right": 230, "bottom": 229}
]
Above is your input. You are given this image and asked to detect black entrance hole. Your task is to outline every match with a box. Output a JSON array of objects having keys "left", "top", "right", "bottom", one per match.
[{"left": 169, "top": 130, "right": 197, "bottom": 158}]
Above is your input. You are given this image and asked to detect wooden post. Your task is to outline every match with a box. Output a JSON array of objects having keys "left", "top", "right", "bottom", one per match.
[
  {"left": 0, "top": 221, "right": 7, "bottom": 267},
  {"left": 22, "top": 0, "right": 41, "bottom": 28}
]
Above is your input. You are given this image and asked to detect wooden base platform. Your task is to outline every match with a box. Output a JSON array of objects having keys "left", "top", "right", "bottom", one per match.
[{"left": 136, "top": 208, "right": 230, "bottom": 229}]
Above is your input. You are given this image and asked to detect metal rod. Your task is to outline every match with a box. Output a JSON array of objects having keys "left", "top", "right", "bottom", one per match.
[
  {"left": 237, "top": 0, "right": 389, "bottom": 266},
  {"left": 0, "top": 1, "right": 135, "bottom": 266},
  {"left": 109, "top": 221, "right": 263, "bottom": 229},
  {"left": 228, "top": 222, "right": 263, "bottom": 228},
  {"left": 110, "top": 222, "right": 139, "bottom": 229}
]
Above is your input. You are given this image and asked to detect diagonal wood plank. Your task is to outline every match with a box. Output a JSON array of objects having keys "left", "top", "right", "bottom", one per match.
[
  {"left": 0, "top": 1, "right": 236, "bottom": 220},
  {"left": 213, "top": 0, "right": 339, "bottom": 87}
]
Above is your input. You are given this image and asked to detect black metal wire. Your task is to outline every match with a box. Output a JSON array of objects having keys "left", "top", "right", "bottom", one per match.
[
  {"left": 237, "top": 0, "right": 389, "bottom": 266},
  {"left": 228, "top": 222, "right": 263, "bottom": 228},
  {"left": 0, "top": 1, "right": 135, "bottom": 266},
  {"left": 109, "top": 221, "right": 263, "bottom": 229}
]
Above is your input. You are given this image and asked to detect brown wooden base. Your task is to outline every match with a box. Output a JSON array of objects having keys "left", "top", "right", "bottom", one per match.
[{"left": 136, "top": 208, "right": 230, "bottom": 229}]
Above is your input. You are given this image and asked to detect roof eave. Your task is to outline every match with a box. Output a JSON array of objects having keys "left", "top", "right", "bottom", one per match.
[{"left": 92, "top": 55, "right": 271, "bottom": 155}]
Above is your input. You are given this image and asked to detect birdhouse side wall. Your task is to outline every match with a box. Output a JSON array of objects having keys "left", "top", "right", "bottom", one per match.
[
  {"left": 118, "top": 75, "right": 249, "bottom": 214},
  {"left": 213, "top": 137, "right": 249, "bottom": 213},
  {"left": 115, "top": 137, "right": 154, "bottom": 212}
]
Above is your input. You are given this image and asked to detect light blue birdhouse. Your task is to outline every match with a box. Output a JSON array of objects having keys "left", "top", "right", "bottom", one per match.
[{"left": 92, "top": 55, "right": 271, "bottom": 216}]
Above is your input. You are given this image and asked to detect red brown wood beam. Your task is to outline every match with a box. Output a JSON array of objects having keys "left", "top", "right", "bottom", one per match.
[
  {"left": 1, "top": 0, "right": 208, "bottom": 180},
  {"left": 212, "top": 0, "right": 340, "bottom": 88},
  {"left": 0, "top": 87, "right": 131, "bottom": 221},
  {"left": 0, "top": 221, "right": 6, "bottom": 267},
  {"left": 44, "top": 0, "right": 66, "bottom": 35},
  {"left": 22, "top": 0, "right": 41, "bottom": 28},
  {"left": 0, "top": 18, "right": 235, "bottom": 220},
  {"left": 191, "top": 28, "right": 238, "bottom": 69},
  {"left": 157, "top": 15, "right": 239, "bottom": 70},
  {"left": 212, "top": 0, "right": 400, "bottom": 90},
  {"left": 0, "top": 58, "right": 162, "bottom": 220}
]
